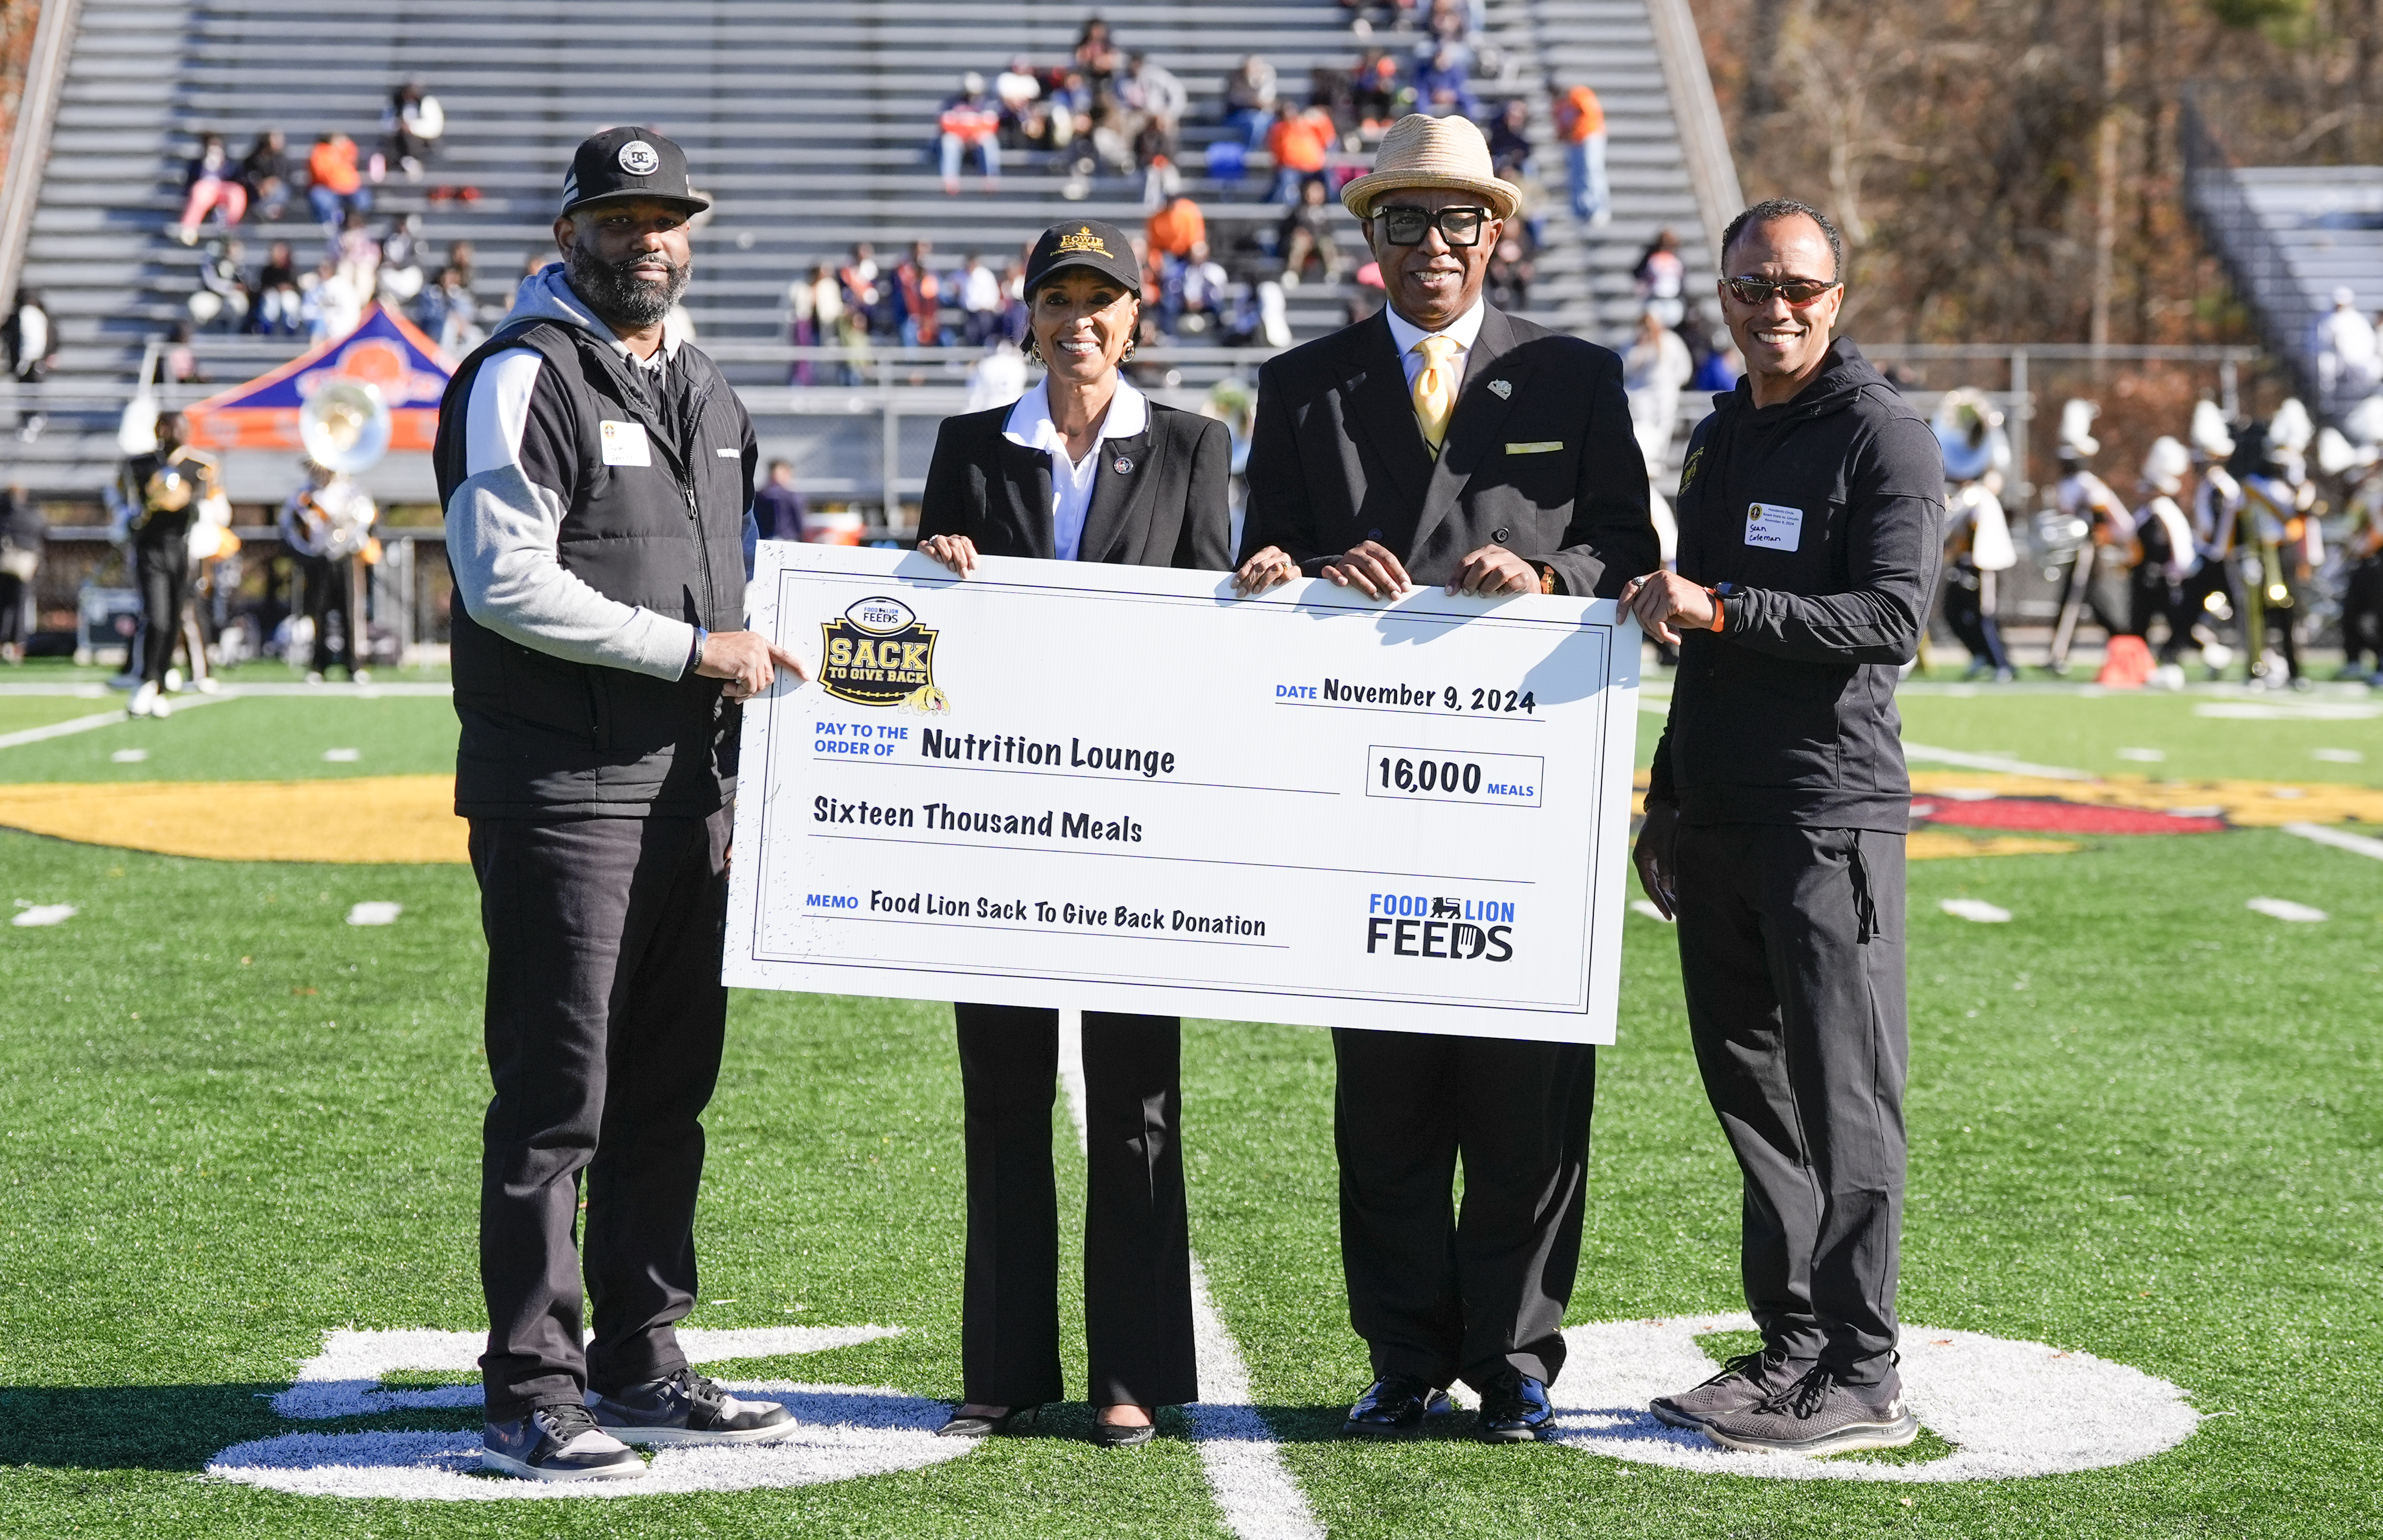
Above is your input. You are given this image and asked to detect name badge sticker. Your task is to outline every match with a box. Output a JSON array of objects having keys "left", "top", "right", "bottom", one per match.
[
  {"left": 1745, "top": 501, "right": 1804, "bottom": 552},
  {"left": 599, "top": 420, "right": 653, "bottom": 468}
]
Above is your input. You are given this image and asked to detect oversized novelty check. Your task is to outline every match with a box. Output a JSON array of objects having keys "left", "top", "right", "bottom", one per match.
[{"left": 723, "top": 543, "right": 1640, "bottom": 1043}]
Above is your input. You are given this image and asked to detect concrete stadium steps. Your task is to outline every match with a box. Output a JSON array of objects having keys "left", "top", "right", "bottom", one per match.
[{"left": 9, "top": 0, "right": 1727, "bottom": 494}]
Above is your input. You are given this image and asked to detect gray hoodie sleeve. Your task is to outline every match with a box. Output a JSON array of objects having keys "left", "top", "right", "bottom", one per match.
[{"left": 441, "top": 346, "right": 697, "bottom": 679}]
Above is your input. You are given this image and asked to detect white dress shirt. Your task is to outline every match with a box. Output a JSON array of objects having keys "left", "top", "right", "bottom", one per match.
[
  {"left": 1001, "top": 374, "right": 1150, "bottom": 562},
  {"left": 1383, "top": 297, "right": 1487, "bottom": 392}
]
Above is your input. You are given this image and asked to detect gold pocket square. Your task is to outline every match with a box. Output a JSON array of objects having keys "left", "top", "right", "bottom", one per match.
[{"left": 1505, "top": 441, "right": 1563, "bottom": 455}]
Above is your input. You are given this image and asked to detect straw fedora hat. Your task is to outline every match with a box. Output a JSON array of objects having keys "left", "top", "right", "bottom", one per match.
[{"left": 1340, "top": 113, "right": 1521, "bottom": 221}]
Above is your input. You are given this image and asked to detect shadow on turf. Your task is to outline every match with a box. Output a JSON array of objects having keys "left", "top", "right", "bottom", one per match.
[{"left": 0, "top": 1383, "right": 483, "bottom": 1470}]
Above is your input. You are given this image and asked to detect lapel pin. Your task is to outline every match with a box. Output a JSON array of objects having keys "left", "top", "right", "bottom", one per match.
[
  {"left": 1487, "top": 379, "right": 1513, "bottom": 400},
  {"left": 1112, "top": 455, "right": 1133, "bottom": 475}
]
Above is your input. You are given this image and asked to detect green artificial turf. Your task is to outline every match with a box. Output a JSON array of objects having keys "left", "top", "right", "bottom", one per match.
[
  {"left": 0, "top": 695, "right": 121, "bottom": 736},
  {"left": 0, "top": 694, "right": 459, "bottom": 783},
  {"left": 4, "top": 682, "right": 2382, "bottom": 1537},
  {"left": 1892, "top": 687, "right": 2383, "bottom": 787}
]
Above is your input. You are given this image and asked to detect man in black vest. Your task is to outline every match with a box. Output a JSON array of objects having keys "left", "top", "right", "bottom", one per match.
[
  {"left": 1234, "top": 115, "right": 1653, "bottom": 1444},
  {"left": 435, "top": 128, "right": 806, "bottom": 1483}
]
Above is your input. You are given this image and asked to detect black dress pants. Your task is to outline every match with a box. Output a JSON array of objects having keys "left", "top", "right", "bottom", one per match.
[
  {"left": 955, "top": 1005, "right": 1196, "bottom": 1409},
  {"left": 296, "top": 552, "right": 354, "bottom": 674},
  {"left": 469, "top": 810, "right": 732, "bottom": 1420},
  {"left": 135, "top": 537, "right": 189, "bottom": 686},
  {"left": 1941, "top": 565, "right": 2010, "bottom": 672},
  {"left": 1673, "top": 821, "right": 1908, "bottom": 1388},
  {"left": 1332, "top": 1028, "right": 1597, "bottom": 1391}
]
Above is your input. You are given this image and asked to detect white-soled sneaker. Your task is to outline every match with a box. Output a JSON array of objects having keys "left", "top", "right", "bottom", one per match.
[
  {"left": 592, "top": 1366, "right": 794, "bottom": 1446},
  {"left": 482, "top": 1402, "right": 646, "bottom": 1482},
  {"left": 1702, "top": 1365, "right": 1918, "bottom": 1457}
]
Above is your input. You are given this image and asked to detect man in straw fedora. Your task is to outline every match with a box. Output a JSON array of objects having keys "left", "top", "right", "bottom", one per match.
[{"left": 1233, "top": 112, "right": 1655, "bottom": 1443}]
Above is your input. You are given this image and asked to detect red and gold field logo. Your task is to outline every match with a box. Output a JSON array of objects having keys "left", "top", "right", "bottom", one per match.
[{"left": 819, "top": 596, "right": 947, "bottom": 711}]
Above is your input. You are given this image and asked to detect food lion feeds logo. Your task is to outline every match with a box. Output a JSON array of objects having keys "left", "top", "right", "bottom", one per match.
[
  {"left": 617, "top": 140, "right": 661, "bottom": 175},
  {"left": 820, "top": 596, "right": 948, "bottom": 712},
  {"left": 1366, "top": 892, "right": 1514, "bottom": 961}
]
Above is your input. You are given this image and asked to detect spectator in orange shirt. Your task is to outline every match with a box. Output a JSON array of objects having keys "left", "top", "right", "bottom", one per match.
[
  {"left": 1266, "top": 100, "right": 1334, "bottom": 205},
  {"left": 306, "top": 132, "right": 371, "bottom": 228},
  {"left": 1145, "top": 192, "right": 1205, "bottom": 261},
  {"left": 1549, "top": 80, "right": 1609, "bottom": 226},
  {"left": 939, "top": 74, "right": 1002, "bottom": 195}
]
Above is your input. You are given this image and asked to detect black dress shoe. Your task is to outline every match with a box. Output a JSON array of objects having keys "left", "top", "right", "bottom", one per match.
[
  {"left": 1475, "top": 1370, "right": 1554, "bottom": 1443},
  {"left": 1341, "top": 1375, "right": 1455, "bottom": 1439},
  {"left": 935, "top": 1403, "right": 1041, "bottom": 1439},
  {"left": 1091, "top": 1414, "right": 1157, "bottom": 1449}
]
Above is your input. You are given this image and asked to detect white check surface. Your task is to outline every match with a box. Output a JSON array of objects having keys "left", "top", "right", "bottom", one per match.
[{"left": 724, "top": 543, "right": 1639, "bottom": 1042}]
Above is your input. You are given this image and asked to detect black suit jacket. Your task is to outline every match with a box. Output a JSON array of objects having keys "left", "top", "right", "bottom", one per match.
[
  {"left": 1237, "top": 305, "right": 1656, "bottom": 596},
  {"left": 918, "top": 398, "right": 1234, "bottom": 572}
]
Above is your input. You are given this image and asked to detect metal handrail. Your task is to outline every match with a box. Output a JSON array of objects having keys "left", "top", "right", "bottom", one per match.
[
  {"left": 0, "top": 0, "right": 85, "bottom": 312},
  {"left": 1642, "top": 0, "right": 1746, "bottom": 258}
]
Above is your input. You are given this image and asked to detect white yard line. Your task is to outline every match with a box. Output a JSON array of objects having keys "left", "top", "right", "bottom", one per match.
[
  {"left": 1900, "top": 743, "right": 2095, "bottom": 781},
  {"left": 2282, "top": 821, "right": 2383, "bottom": 861},
  {"left": 0, "top": 690, "right": 234, "bottom": 749},
  {"left": 1058, "top": 1012, "right": 1323, "bottom": 1540}
]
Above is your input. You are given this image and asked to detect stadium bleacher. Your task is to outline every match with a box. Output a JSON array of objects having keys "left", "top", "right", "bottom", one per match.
[{"left": 5, "top": 0, "right": 1734, "bottom": 504}]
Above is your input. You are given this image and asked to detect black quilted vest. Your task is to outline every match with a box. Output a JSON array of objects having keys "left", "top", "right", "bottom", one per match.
[{"left": 435, "top": 320, "right": 749, "bottom": 818}]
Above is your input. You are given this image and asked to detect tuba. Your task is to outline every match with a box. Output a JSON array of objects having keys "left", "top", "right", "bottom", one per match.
[{"left": 299, "top": 378, "right": 393, "bottom": 476}]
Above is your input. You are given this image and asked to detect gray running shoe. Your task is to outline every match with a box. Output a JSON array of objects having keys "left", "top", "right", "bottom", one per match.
[
  {"left": 1701, "top": 1365, "right": 1918, "bottom": 1456},
  {"left": 1648, "top": 1348, "right": 1800, "bottom": 1431},
  {"left": 482, "top": 1402, "right": 646, "bottom": 1482},
  {"left": 592, "top": 1366, "right": 794, "bottom": 1446}
]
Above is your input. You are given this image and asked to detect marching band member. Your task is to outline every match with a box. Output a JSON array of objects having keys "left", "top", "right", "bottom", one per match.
[
  {"left": 1932, "top": 388, "right": 2015, "bottom": 681},
  {"left": 915, "top": 218, "right": 1231, "bottom": 1450},
  {"left": 2046, "top": 399, "right": 2140, "bottom": 675},
  {"left": 278, "top": 457, "right": 378, "bottom": 683},
  {"left": 2239, "top": 399, "right": 2320, "bottom": 689},
  {"left": 2341, "top": 451, "right": 2383, "bottom": 683},
  {"left": 116, "top": 409, "right": 224, "bottom": 717},
  {"left": 2132, "top": 436, "right": 2199, "bottom": 690},
  {"left": 2182, "top": 401, "right": 2245, "bottom": 678}
]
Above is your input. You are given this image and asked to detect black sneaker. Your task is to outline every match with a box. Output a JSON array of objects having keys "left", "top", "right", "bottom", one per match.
[
  {"left": 482, "top": 1402, "right": 646, "bottom": 1482},
  {"left": 1701, "top": 1364, "right": 1918, "bottom": 1457},
  {"left": 1474, "top": 1368, "right": 1554, "bottom": 1443},
  {"left": 1649, "top": 1348, "right": 1801, "bottom": 1431},
  {"left": 592, "top": 1366, "right": 794, "bottom": 1447},
  {"left": 1341, "top": 1375, "right": 1455, "bottom": 1438}
]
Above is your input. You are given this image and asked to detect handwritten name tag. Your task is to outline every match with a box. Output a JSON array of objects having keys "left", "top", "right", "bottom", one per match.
[
  {"left": 1745, "top": 502, "right": 1804, "bottom": 552},
  {"left": 599, "top": 420, "right": 652, "bottom": 467},
  {"left": 1505, "top": 441, "right": 1563, "bottom": 455}
]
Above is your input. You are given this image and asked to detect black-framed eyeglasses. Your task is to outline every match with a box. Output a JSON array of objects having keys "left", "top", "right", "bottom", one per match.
[
  {"left": 1378, "top": 205, "right": 1490, "bottom": 247},
  {"left": 1722, "top": 275, "right": 1841, "bottom": 308}
]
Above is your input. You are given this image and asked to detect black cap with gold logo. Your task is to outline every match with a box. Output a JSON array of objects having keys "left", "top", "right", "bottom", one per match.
[{"left": 1022, "top": 219, "right": 1140, "bottom": 300}]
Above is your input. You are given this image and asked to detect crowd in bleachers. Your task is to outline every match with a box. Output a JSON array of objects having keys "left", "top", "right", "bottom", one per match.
[{"left": 161, "top": 79, "right": 495, "bottom": 357}]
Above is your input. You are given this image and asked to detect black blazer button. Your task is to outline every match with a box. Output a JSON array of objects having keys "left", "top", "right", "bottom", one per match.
[
  {"left": 1366, "top": 528, "right": 1383, "bottom": 540},
  {"left": 1493, "top": 526, "right": 1512, "bottom": 543}
]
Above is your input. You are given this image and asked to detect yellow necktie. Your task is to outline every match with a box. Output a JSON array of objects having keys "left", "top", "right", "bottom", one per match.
[{"left": 1411, "top": 334, "right": 1458, "bottom": 455}]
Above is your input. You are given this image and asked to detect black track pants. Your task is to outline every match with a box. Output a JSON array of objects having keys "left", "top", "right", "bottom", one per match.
[
  {"left": 469, "top": 810, "right": 731, "bottom": 1420},
  {"left": 1673, "top": 822, "right": 1908, "bottom": 1387}
]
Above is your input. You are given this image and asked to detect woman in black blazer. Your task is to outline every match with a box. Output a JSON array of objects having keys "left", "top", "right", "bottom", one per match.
[{"left": 917, "top": 220, "right": 1231, "bottom": 1449}]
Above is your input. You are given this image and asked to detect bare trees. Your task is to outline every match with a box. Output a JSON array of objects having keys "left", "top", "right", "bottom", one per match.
[{"left": 1689, "top": 0, "right": 2379, "bottom": 344}]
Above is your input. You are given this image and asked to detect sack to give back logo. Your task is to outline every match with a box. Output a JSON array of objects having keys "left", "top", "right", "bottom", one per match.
[{"left": 818, "top": 596, "right": 947, "bottom": 713}]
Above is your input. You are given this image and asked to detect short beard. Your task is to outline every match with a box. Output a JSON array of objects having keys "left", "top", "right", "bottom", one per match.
[{"left": 567, "top": 241, "right": 690, "bottom": 330}]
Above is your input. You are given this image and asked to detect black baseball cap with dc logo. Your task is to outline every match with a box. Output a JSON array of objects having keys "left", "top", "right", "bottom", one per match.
[{"left": 559, "top": 126, "right": 711, "bottom": 218}]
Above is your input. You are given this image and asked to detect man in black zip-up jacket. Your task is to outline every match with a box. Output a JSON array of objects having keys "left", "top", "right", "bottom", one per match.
[
  {"left": 1626, "top": 200, "right": 1943, "bottom": 1459},
  {"left": 434, "top": 129, "right": 805, "bottom": 1483}
]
